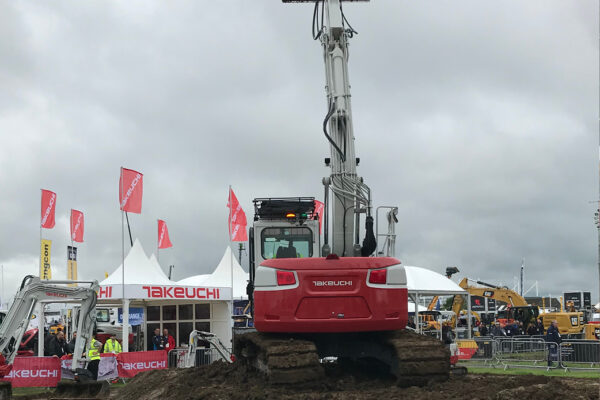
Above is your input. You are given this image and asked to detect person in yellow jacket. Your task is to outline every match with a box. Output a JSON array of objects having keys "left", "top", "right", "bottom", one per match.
[
  {"left": 86, "top": 332, "right": 102, "bottom": 380},
  {"left": 103, "top": 333, "right": 122, "bottom": 354}
]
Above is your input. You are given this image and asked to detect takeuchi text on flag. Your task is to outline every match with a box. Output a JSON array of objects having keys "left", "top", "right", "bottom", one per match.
[
  {"left": 157, "top": 220, "right": 173, "bottom": 249},
  {"left": 70, "top": 209, "right": 84, "bottom": 243},
  {"left": 313, "top": 200, "right": 324, "bottom": 234},
  {"left": 119, "top": 168, "right": 143, "bottom": 214},
  {"left": 227, "top": 188, "right": 247, "bottom": 242},
  {"left": 41, "top": 190, "right": 57, "bottom": 229}
]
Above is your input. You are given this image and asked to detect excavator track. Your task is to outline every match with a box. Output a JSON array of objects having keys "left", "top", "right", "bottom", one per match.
[
  {"left": 234, "top": 330, "right": 450, "bottom": 387},
  {"left": 384, "top": 330, "right": 450, "bottom": 387},
  {"left": 234, "top": 332, "right": 324, "bottom": 384}
]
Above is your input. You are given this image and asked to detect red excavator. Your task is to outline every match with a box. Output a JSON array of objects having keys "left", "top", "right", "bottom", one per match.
[{"left": 234, "top": 0, "right": 450, "bottom": 387}]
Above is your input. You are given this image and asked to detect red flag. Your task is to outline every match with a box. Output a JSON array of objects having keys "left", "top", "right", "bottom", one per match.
[
  {"left": 119, "top": 168, "right": 143, "bottom": 214},
  {"left": 157, "top": 219, "right": 173, "bottom": 249},
  {"left": 227, "top": 188, "right": 247, "bottom": 242},
  {"left": 41, "top": 190, "right": 57, "bottom": 229},
  {"left": 70, "top": 209, "right": 84, "bottom": 243},
  {"left": 313, "top": 200, "right": 324, "bottom": 234}
]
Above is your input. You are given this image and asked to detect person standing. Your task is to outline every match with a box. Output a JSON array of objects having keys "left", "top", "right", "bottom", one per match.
[
  {"left": 163, "top": 329, "right": 175, "bottom": 351},
  {"left": 66, "top": 331, "right": 77, "bottom": 354},
  {"left": 152, "top": 328, "right": 164, "bottom": 351},
  {"left": 103, "top": 333, "right": 122, "bottom": 354},
  {"left": 537, "top": 318, "right": 545, "bottom": 335},
  {"left": 86, "top": 332, "right": 102, "bottom": 380},
  {"left": 48, "top": 331, "right": 67, "bottom": 358},
  {"left": 546, "top": 320, "right": 562, "bottom": 367}
]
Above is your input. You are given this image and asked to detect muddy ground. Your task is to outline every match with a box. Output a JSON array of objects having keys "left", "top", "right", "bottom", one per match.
[{"left": 113, "top": 361, "right": 600, "bottom": 400}]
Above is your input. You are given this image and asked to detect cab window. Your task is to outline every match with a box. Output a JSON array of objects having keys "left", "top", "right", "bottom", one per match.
[
  {"left": 261, "top": 227, "right": 313, "bottom": 259},
  {"left": 96, "top": 309, "right": 110, "bottom": 323}
]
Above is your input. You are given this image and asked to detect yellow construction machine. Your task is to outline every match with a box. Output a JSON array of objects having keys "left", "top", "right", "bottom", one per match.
[{"left": 459, "top": 279, "right": 584, "bottom": 337}]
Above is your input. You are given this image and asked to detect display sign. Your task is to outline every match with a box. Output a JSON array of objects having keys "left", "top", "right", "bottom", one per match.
[
  {"left": 97, "top": 284, "right": 231, "bottom": 301},
  {"left": 39, "top": 239, "right": 52, "bottom": 280},
  {"left": 564, "top": 292, "right": 582, "bottom": 309},
  {"left": 470, "top": 296, "right": 485, "bottom": 312},
  {"left": 118, "top": 307, "right": 144, "bottom": 326},
  {"left": 1, "top": 357, "right": 61, "bottom": 388},
  {"left": 583, "top": 292, "right": 592, "bottom": 308},
  {"left": 67, "top": 246, "right": 77, "bottom": 285},
  {"left": 116, "top": 350, "right": 167, "bottom": 378},
  {"left": 487, "top": 298, "right": 496, "bottom": 311}
]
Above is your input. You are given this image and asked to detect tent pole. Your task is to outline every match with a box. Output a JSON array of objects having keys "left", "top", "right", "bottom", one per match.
[{"left": 467, "top": 293, "right": 472, "bottom": 339}]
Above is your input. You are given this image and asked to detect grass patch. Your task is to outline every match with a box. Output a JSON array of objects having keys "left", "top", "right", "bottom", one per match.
[{"left": 467, "top": 366, "right": 600, "bottom": 379}]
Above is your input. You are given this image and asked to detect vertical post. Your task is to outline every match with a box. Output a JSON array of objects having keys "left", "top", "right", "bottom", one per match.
[
  {"left": 120, "top": 167, "right": 127, "bottom": 350},
  {"left": 157, "top": 219, "right": 159, "bottom": 263},
  {"left": 520, "top": 259, "right": 524, "bottom": 297},
  {"left": 415, "top": 292, "right": 420, "bottom": 334},
  {"left": 228, "top": 186, "right": 234, "bottom": 329},
  {"left": 37, "top": 303, "right": 44, "bottom": 357},
  {"left": 122, "top": 299, "right": 129, "bottom": 353},
  {"left": 467, "top": 293, "right": 472, "bottom": 339},
  {"left": 39, "top": 189, "right": 42, "bottom": 279}
]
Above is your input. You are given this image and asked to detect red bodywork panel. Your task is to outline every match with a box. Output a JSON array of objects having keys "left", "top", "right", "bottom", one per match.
[{"left": 254, "top": 257, "right": 408, "bottom": 333}]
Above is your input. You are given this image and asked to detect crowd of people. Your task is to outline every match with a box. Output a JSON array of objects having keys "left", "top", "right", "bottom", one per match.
[{"left": 478, "top": 318, "right": 545, "bottom": 337}]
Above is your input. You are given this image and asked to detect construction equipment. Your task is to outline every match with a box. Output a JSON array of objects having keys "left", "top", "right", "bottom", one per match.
[
  {"left": 0, "top": 276, "right": 106, "bottom": 397},
  {"left": 234, "top": 0, "right": 450, "bottom": 387},
  {"left": 184, "top": 331, "right": 233, "bottom": 368},
  {"left": 459, "top": 279, "right": 584, "bottom": 336}
]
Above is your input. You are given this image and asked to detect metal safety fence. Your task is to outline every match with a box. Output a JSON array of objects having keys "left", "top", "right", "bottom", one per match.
[
  {"left": 559, "top": 340, "right": 600, "bottom": 371},
  {"left": 168, "top": 347, "right": 232, "bottom": 368},
  {"left": 456, "top": 336, "right": 600, "bottom": 372}
]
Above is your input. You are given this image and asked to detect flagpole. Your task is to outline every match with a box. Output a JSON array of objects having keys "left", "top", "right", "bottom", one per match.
[
  {"left": 120, "top": 168, "right": 125, "bottom": 300},
  {"left": 39, "top": 189, "right": 42, "bottom": 279},
  {"left": 228, "top": 186, "right": 234, "bottom": 319},
  {"left": 157, "top": 219, "right": 159, "bottom": 263}
]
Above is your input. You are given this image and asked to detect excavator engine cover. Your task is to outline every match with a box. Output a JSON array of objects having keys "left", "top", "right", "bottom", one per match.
[{"left": 254, "top": 257, "right": 407, "bottom": 333}]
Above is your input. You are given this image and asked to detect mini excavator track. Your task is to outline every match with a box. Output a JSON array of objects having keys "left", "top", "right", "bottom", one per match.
[
  {"left": 234, "top": 330, "right": 450, "bottom": 387},
  {"left": 234, "top": 332, "right": 324, "bottom": 384}
]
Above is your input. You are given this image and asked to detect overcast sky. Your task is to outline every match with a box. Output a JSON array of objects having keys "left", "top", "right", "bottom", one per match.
[{"left": 0, "top": 1, "right": 598, "bottom": 305}]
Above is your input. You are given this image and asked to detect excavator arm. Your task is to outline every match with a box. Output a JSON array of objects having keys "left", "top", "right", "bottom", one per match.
[
  {"left": 0, "top": 276, "right": 98, "bottom": 372},
  {"left": 458, "top": 278, "right": 529, "bottom": 307}
]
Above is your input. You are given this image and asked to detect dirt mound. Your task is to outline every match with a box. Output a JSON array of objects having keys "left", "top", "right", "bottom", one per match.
[{"left": 113, "top": 362, "right": 599, "bottom": 400}]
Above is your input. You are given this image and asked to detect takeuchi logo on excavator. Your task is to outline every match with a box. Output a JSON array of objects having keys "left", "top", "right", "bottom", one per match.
[
  {"left": 45, "top": 292, "right": 67, "bottom": 298},
  {"left": 312, "top": 280, "right": 353, "bottom": 287}
]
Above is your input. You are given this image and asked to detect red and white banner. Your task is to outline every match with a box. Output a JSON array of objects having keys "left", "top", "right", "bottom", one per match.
[
  {"left": 70, "top": 209, "right": 84, "bottom": 243},
  {"left": 119, "top": 168, "right": 143, "bottom": 214},
  {"left": 313, "top": 200, "right": 324, "bottom": 234},
  {"left": 227, "top": 188, "right": 247, "bottom": 242},
  {"left": 97, "top": 284, "right": 229, "bottom": 300},
  {"left": 1, "top": 357, "right": 61, "bottom": 388},
  {"left": 41, "top": 190, "right": 57, "bottom": 229},
  {"left": 116, "top": 350, "right": 167, "bottom": 378},
  {"left": 157, "top": 219, "right": 173, "bottom": 249}
]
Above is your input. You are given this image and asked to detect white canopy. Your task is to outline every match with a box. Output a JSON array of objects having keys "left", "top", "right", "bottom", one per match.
[
  {"left": 199, "top": 247, "right": 248, "bottom": 299},
  {"left": 100, "top": 239, "right": 174, "bottom": 286},
  {"left": 177, "top": 274, "right": 211, "bottom": 286},
  {"left": 404, "top": 266, "right": 466, "bottom": 295}
]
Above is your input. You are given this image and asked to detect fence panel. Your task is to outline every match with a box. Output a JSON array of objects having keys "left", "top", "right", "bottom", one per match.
[
  {"left": 559, "top": 340, "right": 600, "bottom": 371},
  {"left": 495, "top": 338, "right": 549, "bottom": 369}
]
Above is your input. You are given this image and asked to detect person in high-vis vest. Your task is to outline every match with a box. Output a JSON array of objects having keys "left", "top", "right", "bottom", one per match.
[
  {"left": 103, "top": 334, "right": 122, "bottom": 354},
  {"left": 86, "top": 332, "right": 102, "bottom": 380}
]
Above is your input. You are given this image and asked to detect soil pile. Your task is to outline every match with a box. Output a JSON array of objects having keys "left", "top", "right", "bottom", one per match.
[{"left": 113, "top": 362, "right": 599, "bottom": 400}]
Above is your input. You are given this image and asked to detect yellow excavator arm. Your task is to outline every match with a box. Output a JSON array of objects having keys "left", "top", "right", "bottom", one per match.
[{"left": 458, "top": 278, "right": 529, "bottom": 306}]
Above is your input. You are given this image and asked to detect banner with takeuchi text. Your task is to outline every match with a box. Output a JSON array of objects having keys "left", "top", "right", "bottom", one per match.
[{"left": 97, "top": 284, "right": 232, "bottom": 301}]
